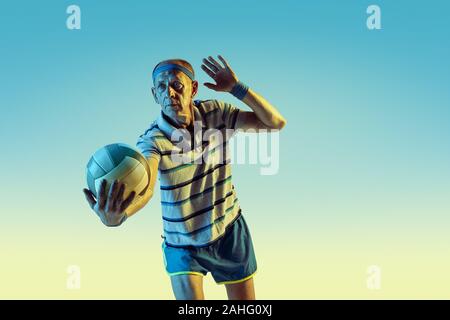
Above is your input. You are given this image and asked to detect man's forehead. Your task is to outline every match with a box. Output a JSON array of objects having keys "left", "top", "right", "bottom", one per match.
[{"left": 154, "top": 69, "right": 189, "bottom": 83}]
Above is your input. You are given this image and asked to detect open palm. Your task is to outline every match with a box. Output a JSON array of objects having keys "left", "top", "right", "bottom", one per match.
[{"left": 201, "top": 55, "right": 238, "bottom": 92}]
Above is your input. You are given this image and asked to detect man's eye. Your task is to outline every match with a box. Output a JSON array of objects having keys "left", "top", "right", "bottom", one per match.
[
  {"left": 158, "top": 84, "right": 166, "bottom": 91},
  {"left": 173, "top": 82, "right": 183, "bottom": 90}
]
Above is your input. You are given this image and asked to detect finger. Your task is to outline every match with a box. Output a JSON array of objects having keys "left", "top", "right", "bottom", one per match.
[
  {"left": 119, "top": 191, "right": 136, "bottom": 213},
  {"left": 204, "top": 82, "right": 218, "bottom": 91},
  {"left": 201, "top": 64, "right": 216, "bottom": 79},
  {"left": 218, "top": 55, "right": 231, "bottom": 69},
  {"left": 207, "top": 56, "right": 222, "bottom": 70},
  {"left": 98, "top": 179, "right": 108, "bottom": 211},
  {"left": 114, "top": 183, "right": 126, "bottom": 211},
  {"left": 83, "top": 188, "right": 96, "bottom": 209},
  {"left": 107, "top": 180, "right": 120, "bottom": 212},
  {"left": 203, "top": 58, "right": 219, "bottom": 72}
]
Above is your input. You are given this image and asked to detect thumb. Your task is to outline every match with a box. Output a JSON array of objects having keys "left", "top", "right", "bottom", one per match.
[
  {"left": 204, "top": 82, "right": 218, "bottom": 91},
  {"left": 83, "top": 188, "right": 96, "bottom": 209}
]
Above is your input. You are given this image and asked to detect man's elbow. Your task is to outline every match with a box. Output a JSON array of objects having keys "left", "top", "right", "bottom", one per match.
[{"left": 273, "top": 118, "right": 287, "bottom": 130}]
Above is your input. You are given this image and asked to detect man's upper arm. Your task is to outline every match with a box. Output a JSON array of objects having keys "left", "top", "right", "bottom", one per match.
[
  {"left": 136, "top": 131, "right": 161, "bottom": 196},
  {"left": 234, "top": 110, "right": 272, "bottom": 131},
  {"left": 145, "top": 155, "right": 159, "bottom": 197}
]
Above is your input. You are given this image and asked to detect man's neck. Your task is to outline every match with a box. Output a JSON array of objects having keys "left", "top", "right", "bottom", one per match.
[
  {"left": 162, "top": 103, "right": 195, "bottom": 132},
  {"left": 161, "top": 112, "right": 190, "bottom": 128},
  {"left": 162, "top": 112, "right": 180, "bottom": 128}
]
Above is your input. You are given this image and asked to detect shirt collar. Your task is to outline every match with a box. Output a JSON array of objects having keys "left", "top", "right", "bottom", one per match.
[{"left": 156, "top": 103, "right": 205, "bottom": 150}]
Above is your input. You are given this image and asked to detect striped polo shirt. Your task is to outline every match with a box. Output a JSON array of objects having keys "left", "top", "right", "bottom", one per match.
[{"left": 136, "top": 99, "right": 242, "bottom": 248}]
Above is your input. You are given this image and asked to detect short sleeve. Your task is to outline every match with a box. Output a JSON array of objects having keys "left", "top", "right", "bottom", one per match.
[
  {"left": 136, "top": 134, "right": 162, "bottom": 162},
  {"left": 215, "top": 100, "right": 241, "bottom": 130}
]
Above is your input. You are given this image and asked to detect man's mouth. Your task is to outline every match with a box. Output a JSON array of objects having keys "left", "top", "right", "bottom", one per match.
[{"left": 167, "top": 102, "right": 180, "bottom": 109}]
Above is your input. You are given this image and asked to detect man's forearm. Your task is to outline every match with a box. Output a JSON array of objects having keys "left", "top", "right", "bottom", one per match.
[
  {"left": 241, "top": 88, "right": 287, "bottom": 129},
  {"left": 125, "top": 189, "right": 153, "bottom": 217},
  {"left": 125, "top": 157, "right": 158, "bottom": 218}
]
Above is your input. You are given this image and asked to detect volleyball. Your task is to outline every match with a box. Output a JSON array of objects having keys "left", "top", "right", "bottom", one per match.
[{"left": 86, "top": 143, "right": 151, "bottom": 210}]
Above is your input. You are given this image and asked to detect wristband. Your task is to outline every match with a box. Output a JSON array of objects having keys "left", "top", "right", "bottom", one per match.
[{"left": 230, "top": 81, "right": 249, "bottom": 100}]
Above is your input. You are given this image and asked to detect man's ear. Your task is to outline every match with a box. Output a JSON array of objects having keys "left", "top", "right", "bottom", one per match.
[
  {"left": 151, "top": 87, "right": 159, "bottom": 104},
  {"left": 191, "top": 80, "right": 199, "bottom": 98}
]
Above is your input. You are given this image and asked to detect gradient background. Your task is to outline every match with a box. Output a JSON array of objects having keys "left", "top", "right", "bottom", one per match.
[{"left": 1, "top": 0, "right": 449, "bottom": 299}]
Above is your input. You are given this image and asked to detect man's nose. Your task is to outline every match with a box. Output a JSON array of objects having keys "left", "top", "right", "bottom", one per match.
[{"left": 165, "top": 85, "right": 176, "bottom": 98}]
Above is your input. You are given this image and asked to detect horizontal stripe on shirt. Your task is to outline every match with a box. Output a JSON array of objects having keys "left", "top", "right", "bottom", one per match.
[
  {"left": 161, "top": 175, "right": 232, "bottom": 206},
  {"left": 160, "top": 141, "right": 228, "bottom": 174},
  {"left": 162, "top": 190, "right": 236, "bottom": 222},
  {"left": 160, "top": 161, "right": 230, "bottom": 191},
  {"left": 164, "top": 201, "right": 240, "bottom": 235},
  {"left": 163, "top": 209, "right": 242, "bottom": 248}
]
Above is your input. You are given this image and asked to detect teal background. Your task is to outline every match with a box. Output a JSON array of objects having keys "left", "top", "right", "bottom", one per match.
[{"left": 1, "top": 0, "right": 449, "bottom": 298}]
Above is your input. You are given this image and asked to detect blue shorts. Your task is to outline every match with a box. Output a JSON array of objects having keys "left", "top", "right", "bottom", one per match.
[{"left": 161, "top": 214, "right": 257, "bottom": 284}]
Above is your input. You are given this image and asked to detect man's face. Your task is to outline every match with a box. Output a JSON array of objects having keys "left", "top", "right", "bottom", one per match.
[{"left": 152, "top": 69, "right": 198, "bottom": 129}]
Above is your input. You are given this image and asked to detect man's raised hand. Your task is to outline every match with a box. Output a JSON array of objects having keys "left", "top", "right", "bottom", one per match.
[{"left": 201, "top": 55, "right": 238, "bottom": 92}]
